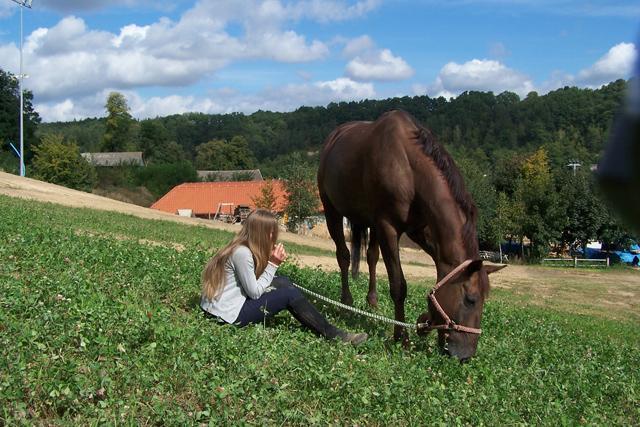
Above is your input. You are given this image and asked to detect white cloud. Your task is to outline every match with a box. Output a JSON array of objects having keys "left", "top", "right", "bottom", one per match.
[
  {"left": 247, "top": 30, "right": 329, "bottom": 62},
  {"left": 35, "top": 77, "right": 376, "bottom": 121},
  {"left": 0, "top": 3, "right": 337, "bottom": 103},
  {"left": 428, "top": 58, "right": 535, "bottom": 98},
  {"left": 342, "top": 35, "right": 375, "bottom": 58},
  {"left": 112, "top": 24, "right": 149, "bottom": 48},
  {"left": 416, "top": 42, "right": 637, "bottom": 100},
  {"left": 346, "top": 49, "right": 414, "bottom": 81},
  {"left": 342, "top": 35, "right": 413, "bottom": 81},
  {"left": 128, "top": 93, "right": 224, "bottom": 118},
  {"left": 1, "top": 1, "right": 383, "bottom": 121},
  {"left": 36, "top": 98, "right": 75, "bottom": 122},
  {"left": 315, "top": 77, "right": 375, "bottom": 99},
  {"left": 576, "top": 42, "right": 637, "bottom": 87},
  {"left": 536, "top": 42, "right": 637, "bottom": 91},
  {"left": 289, "top": 0, "right": 381, "bottom": 22}
]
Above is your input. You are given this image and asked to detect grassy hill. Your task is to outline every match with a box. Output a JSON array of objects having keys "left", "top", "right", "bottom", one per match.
[{"left": 0, "top": 195, "right": 638, "bottom": 424}]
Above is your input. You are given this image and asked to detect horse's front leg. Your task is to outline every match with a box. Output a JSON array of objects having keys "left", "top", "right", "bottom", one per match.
[
  {"left": 366, "top": 228, "right": 379, "bottom": 308},
  {"left": 377, "top": 220, "right": 408, "bottom": 344},
  {"left": 323, "top": 202, "right": 353, "bottom": 305}
]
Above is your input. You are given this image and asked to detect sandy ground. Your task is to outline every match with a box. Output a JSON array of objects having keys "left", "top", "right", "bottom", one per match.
[{"left": 2, "top": 172, "right": 639, "bottom": 320}]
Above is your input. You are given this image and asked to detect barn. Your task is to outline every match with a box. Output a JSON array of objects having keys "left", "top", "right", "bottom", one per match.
[{"left": 150, "top": 180, "right": 288, "bottom": 220}]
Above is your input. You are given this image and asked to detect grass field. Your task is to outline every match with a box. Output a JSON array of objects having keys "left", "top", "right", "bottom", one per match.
[{"left": 1, "top": 195, "right": 638, "bottom": 425}]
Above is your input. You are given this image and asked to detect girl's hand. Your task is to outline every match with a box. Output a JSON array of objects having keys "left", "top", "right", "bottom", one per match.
[{"left": 270, "top": 243, "right": 287, "bottom": 266}]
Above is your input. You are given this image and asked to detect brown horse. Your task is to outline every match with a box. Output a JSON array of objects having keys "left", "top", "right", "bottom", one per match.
[{"left": 317, "top": 110, "right": 505, "bottom": 360}]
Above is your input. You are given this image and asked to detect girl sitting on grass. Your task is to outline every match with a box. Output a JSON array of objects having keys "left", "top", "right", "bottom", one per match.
[{"left": 200, "top": 208, "right": 368, "bottom": 345}]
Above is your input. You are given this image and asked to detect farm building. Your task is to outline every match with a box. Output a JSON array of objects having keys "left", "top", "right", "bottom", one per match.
[
  {"left": 81, "top": 151, "right": 145, "bottom": 167},
  {"left": 150, "top": 180, "right": 287, "bottom": 220},
  {"left": 197, "top": 169, "right": 263, "bottom": 181}
]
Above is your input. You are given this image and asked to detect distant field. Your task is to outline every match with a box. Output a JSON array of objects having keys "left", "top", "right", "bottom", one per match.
[{"left": 1, "top": 195, "right": 638, "bottom": 425}]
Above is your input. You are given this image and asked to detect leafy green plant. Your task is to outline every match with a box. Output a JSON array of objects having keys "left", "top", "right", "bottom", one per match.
[
  {"left": 0, "top": 195, "right": 638, "bottom": 425},
  {"left": 31, "top": 133, "right": 97, "bottom": 191}
]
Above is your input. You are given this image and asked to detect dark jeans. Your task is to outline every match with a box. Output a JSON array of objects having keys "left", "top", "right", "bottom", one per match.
[{"left": 235, "top": 276, "right": 341, "bottom": 339}]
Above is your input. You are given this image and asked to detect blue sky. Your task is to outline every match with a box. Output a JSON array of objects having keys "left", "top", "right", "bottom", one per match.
[{"left": 0, "top": 0, "right": 637, "bottom": 122}]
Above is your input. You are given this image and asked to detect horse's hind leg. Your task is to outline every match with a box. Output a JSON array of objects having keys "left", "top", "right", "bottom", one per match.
[
  {"left": 322, "top": 199, "right": 353, "bottom": 306},
  {"left": 366, "top": 228, "right": 379, "bottom": 308}
]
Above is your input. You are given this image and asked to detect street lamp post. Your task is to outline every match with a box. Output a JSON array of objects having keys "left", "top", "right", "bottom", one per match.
[{"left": 10, "top": 0, "right": 32, "bottom": 177}]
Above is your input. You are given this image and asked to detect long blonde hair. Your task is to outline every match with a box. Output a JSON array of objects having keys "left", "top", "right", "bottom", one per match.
[{"left": 201, "top": 209, "right": 279, "bottom": 301}]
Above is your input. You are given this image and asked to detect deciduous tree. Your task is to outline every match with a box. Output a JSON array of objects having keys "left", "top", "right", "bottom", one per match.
[
  {"left": 283, "top": 153, "right": 318, "bottom": 232},
  {"left": 102, "top": 92, "right": 133, "bottom": 152},
  {"left": 252, "top": 180, "right": 277, "bottom": 212},
  {"left": 32, "top": 133, "right": 96, "bottom": 191},
  {"left": 0, "top": 68, "right": 41, "bottom": 162},
  {"left": 195, "top": 136, "right": 256, "bottom": 170},
  {"left": 516, "top": 148, "right": 563, "bottom": 258}
]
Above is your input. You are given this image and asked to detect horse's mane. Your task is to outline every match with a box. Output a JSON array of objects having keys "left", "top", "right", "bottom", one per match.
[{"left": 403, "top": 112, "right": 479, "bottom": 256}]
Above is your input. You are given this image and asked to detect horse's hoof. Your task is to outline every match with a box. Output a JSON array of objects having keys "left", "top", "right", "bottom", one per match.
[
  {"left": 394, "top": 333, "right": 410, "bottom": 349},
  {"left": 366, "top": 293, "right": 378, "bottom": 309},
  {"left": 341, "top": 293, "right": 353, "bottom": 306},
  {"left": 393, "top": 326, "right": 409, "bottom": 347}
]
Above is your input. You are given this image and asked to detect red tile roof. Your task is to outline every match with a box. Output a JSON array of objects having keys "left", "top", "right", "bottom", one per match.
[{"left": 151, "top": 180, "right": 288, "bottom": 215}]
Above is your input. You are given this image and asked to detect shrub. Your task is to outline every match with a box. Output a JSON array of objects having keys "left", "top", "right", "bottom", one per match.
[{"left": 31, "top": 133, "right": 97, "bottom": 191}]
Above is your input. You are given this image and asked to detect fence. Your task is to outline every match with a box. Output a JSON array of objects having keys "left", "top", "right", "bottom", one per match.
[
  {"left": 479, "top": 250, "right": 509, "bottom": 263},
  {"left": 542, "top": 257, "right": 610, "bottom": 268}
]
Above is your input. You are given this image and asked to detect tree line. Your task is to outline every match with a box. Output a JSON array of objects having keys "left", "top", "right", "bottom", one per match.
[{"left": 0, "top": 66, "right": 634, "bottom": 259}]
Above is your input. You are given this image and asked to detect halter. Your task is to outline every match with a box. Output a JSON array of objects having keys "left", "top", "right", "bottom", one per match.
[{"left": 419, "top": 259, "right": 482, "bottom": 335}]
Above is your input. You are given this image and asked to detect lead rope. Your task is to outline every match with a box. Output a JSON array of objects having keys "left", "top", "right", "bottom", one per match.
[
  {"left": 290, "top": 281, "right": 429, "bottom": 330},
  {"left": 289, "top": 258, "right": 482, "bottom": 335}
]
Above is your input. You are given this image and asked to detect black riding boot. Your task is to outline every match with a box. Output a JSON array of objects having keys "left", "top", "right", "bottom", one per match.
[
  {"left": 288, "top": 295, "right": 341, "bottom": 339},
  {"left": 272, "top": 276, "right": 368, "bottom": 345}
]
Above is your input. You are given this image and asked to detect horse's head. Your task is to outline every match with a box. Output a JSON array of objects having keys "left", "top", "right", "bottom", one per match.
[{"left": 418, "top": 260, "right": 506, "bottom": 361}]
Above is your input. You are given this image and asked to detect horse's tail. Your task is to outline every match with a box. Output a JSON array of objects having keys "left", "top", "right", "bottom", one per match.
[{"left": 350, "top": 223, "right": 368, "bottom": 279}]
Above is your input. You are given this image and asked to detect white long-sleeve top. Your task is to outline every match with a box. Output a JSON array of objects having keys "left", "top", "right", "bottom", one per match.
[{"left": 200, "top": 245, "right": 279, "bottom": 323}]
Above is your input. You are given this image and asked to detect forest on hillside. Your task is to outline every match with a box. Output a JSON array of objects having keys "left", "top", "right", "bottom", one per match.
[
  {"left": 0, "top": 67, "right": 635, "bottom": 259},
  {"left": 37, "top": 79, "right": 625, "bottom": 173}
]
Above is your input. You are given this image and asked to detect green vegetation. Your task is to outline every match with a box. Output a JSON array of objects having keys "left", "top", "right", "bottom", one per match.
[
  {"left": 283, "top": 153, "right": 319, "bottom": 232},
  {"left": 134, "top": 161, "right": 198, "bottom": 198},
  {"left": 31, "top": 133, "right": 97, "bottom": 192},
  {"left": 195, "top": 136, "right": 256, "bottom": 170},
  {"left": 1, "top": 195, "right": 638, "bottom": 425},
  {"left": 0, "top": 69, "right": 41, "bottom": 163},
  {"left": 1, "top": 67, "right": 635, "bottom": 260},
  {"left": 102, "top": 92, "right": 134, "bottom": 152}
]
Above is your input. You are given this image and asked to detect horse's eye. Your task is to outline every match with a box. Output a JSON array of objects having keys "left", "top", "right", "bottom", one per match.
[{"left": 464, "top": 293, "right": 478, "bottom": 307}]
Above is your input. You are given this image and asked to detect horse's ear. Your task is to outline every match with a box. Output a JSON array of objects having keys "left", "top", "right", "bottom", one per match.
[
  {"left": 443, "top": 260, "right": 484, "bottom": 284},
  {"left": 484, "top": 263, "right": 507, "bottom": 275},
  {"left": 467, "top": 260, "right": 484, "bottom": 274}
]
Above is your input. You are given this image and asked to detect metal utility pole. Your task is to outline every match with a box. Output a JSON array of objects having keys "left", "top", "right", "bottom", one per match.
[
  {"left": 10, "top": 0, "right": 33, "bottom": 177},
  {"left": 567, "top": 160, "right": 581, "bottom": 176}
]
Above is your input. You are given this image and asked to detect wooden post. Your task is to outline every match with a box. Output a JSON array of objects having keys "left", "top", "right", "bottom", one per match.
[
  {"left": 574, "top": 257, "right": 578, "bottom": 268},
  {"left": 606, "top": 257, "right": 610, "bottom": 268}
]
